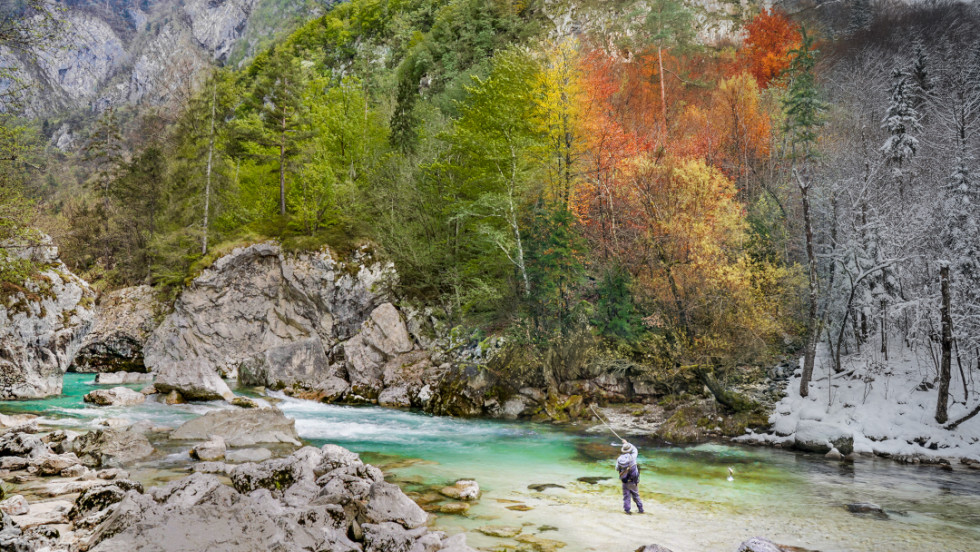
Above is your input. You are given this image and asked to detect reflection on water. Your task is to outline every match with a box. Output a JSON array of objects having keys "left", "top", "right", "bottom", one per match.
[{"left": 2, "top": 374, "right": 978, "bottom": 552}]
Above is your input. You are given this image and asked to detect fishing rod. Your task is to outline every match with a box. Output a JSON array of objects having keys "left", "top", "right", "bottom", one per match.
[{"left": 589, "top": 403, "right": 625, "bottom": 442}]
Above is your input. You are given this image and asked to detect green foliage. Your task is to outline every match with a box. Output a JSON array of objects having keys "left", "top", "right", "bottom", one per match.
[
  {"left": 782, "top": 26, "right": 824, "bottom": 160},
  {"left": 594, "top": 265, "right": 642, "bottom": 341},
  {"left": 526, "top": 206, "right": 587, "bottom": 339}
]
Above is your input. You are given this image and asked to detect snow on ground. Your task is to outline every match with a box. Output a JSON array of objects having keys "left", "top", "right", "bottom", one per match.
[{"left": 740, "top": 340, "right": 980, "bottom": 463}]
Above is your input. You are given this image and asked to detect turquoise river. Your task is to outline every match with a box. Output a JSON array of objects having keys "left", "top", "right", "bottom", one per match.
[{"left": 2, "top": 374, "right": 978, "bottom": 552}]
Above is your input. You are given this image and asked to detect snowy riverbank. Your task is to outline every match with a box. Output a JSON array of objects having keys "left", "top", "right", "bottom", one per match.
[{"left": 740, "top": 344, "right": 980, "bottom": 466}]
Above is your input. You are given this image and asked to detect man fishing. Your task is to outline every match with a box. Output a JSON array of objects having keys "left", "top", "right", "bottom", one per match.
[{"left": 617, "top": 439, "right": 644, "bottom": 515}]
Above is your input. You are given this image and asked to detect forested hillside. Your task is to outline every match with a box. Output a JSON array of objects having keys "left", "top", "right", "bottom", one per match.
[{"left": 3, "top": 0, "right": 979, "bottom": 422}]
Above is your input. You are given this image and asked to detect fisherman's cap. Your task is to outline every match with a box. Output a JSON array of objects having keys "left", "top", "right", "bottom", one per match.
[{"left": 621, "top": 442, "right": 631, "bottom": 453}]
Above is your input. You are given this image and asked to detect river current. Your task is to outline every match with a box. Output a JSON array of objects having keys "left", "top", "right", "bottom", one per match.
[{"left": 2, "top": 374, "right": 978, "bottom": 552}]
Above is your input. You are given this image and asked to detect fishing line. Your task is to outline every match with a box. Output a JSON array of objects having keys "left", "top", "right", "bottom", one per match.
[{"left": 589, "top": 403, "right": 625, "bottom": 442}]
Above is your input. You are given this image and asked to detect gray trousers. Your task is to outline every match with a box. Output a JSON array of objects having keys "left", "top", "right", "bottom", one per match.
[{"left": 622, "top": 481, "right": 643, "bottom": 512}]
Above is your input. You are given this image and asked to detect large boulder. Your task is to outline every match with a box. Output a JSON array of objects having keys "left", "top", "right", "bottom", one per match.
[
  {"left": 144, "top": 243, "right": 393, "bottom": 378},
  {"left": 72, "top": 428, "right": 154, "bottom": 467},
  {"left": 170, "top": 407, "right": 300, "bottom": 446},
  {"left": 344, "top": 303, "right": 415, "bottom": 399},
  {"left": 153, "top": 359, "right": 234, "bottom": 401},
  {"left": 793, "top": 420, "right": 854, "bottom": 455},
  {"left": 94, "top": 372, "right": 154, "bottom": 385},
  {"left": 363, "top": 482, "right": 428, "bottom": 529},
  {"left": 73, "top": 285, "right": 160, "bottom": 373},
  {"left": 83, "top": 387, "right": 146, "bottom": 407},
  {"left": 238, "top": 338, "right": 343, "bottom": 392},
  {"left": 0, "top": 237, "right": 95, "bottom": 399}
]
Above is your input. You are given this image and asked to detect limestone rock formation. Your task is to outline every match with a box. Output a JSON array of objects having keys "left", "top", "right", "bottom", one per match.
[
  {"left": 153, "top": 360, "right": 234, "bottom": 402},
  {"left": 74, "top": 286, "right": 160, "bottom": 373},
  {"left": 0, "top": 238, "right": 95, "bottom": 399},
  {"left": 169, "top": 407, "right": 300, "bottom": 446},
  {"left": 83, "top": 387, "right": 146, "bottom": 407}
]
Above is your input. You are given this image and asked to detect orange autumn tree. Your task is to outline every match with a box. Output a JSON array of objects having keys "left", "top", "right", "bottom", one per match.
[
  {"left": 711, "top": 72, "right": 773, "bottom": 188},
  {"left": 740, "top": 8, "right": 801, "bottom": 88},
  {"left": 626, "top": 155, "right": 791, "bottom": 390}
]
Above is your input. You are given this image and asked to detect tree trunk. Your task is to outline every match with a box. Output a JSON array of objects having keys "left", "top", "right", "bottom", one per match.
[
  {"left": 658, "top": 46, "right": 668, "bottom": 129},
  {"left": 796, "top": 169, "right": 818, "bottom": 398},
  {"left": 936, "top": 264, "right": 952, "bottom": 424},
  {"left": 202, "top": 82, "right": 216, "bottom": 256},
  {"left": 698, "top": 367, "right": 755, "bottom": 413},
  {"left": 279, "top": 110, "right": 287, "bottom": 216}
]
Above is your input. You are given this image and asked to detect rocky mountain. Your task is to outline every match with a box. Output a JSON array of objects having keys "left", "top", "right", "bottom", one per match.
[{"left": 0, "top": 0, "right": 334, "bottom": 119}]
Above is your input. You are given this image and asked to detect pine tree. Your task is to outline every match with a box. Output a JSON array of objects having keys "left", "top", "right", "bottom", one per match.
[
  {"left": 881, "top": 69, "right": 920, "bottom": 193},
  {"left": 909, "top": 38, "right": 934, "bottom": 110},
  {"left": 82, "top": 107, "right": 124, "bottom": 207}
]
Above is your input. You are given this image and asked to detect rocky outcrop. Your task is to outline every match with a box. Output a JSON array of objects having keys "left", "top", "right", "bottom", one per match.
[
  {"left": 74, "top": 286, "right": 160, "bottom": 373},
  {"left": 94, "top": 372, "right": 154, "bottom": 385},
  {"left": 183, "top": 0, "right": 258, "bottom": 63},
  {"left": 72, "top": 428, "right": 154, "bottom": 467},
  {"left": 793, "top": 420, "right": 854, "bottom": 455},
  {"left": 0, "top": 238, "right": 95, "bottom": 399},
  {"left": 83, "top": 387, "right": 146, "bottom": 407},
  {"left": 169, "top": 407, "right": 300, "bottom": 446},
  {"left": 73, "top": 445, "right": 477, "bottom": 552}
]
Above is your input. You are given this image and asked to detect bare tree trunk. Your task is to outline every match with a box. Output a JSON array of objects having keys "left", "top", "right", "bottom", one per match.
[
  {"left": 936, "top": 264, "right": 952, "bottom": 424},
  {"left": 795, "top": 169, "right": 818, "bottom": 398},
  {"left": 279, "top": 110, "right": 287, "bottom": 216},
  {"left": 880, "top": 299, "right": 888, "bottom": 361},
  {"left": 202, "top": 82, "right": 216, "bottom": 256},
  {"left": 657, "top": 46, "right": 668, "bottom": 129}
]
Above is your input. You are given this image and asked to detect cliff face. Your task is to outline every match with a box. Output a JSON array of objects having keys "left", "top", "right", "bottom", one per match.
[
  {"left": 1, "top": 0, "right": 333, "bottom": 119},
  {"left": 0, "top": 239, "right": 95, "bottom": 399}
]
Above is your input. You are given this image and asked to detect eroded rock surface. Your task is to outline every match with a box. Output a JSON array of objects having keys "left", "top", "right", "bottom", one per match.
[
  {"left": 170, "top": 407, "right": 300, "bottom": 447},
  {"left": 0, "top": 238, "right": 95, "bottom": 399},
  {"left": 74, "top": 286, "right": 160, "bottom": 373}
]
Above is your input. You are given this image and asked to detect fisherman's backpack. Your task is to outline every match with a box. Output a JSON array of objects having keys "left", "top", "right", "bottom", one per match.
[{"left": 619, "top": 463, "right": 639, "bottom": 484}]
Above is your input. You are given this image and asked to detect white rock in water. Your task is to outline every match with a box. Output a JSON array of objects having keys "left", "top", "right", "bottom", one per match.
[
  {"left": 440, "top": 479, "right": 481, "bottom": 501},
  {"left": 153, "top": 359, "right": 234, "bottom": 402},
  {"left": 84, "top": 387, "right": 147, "bottom": 406},
  {"left": 94, "top": 372, "right": 155, "bottom": 385},
  {"left": 170, "top": 407, "right": 299, "bottom": 446}
]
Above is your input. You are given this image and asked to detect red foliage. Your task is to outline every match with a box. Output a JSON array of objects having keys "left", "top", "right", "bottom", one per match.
[{"left": 740, "top": 8, "right": 801, "bottom": 88}]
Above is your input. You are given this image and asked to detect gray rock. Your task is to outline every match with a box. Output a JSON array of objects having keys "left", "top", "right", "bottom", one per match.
[
  {"left": 191, "top": 436, "right": 226, "bottom": 461},
  {"left": 735, "top": 537, "right": 784, "bottom": 552},
  {"left": 183, "top": 0, "right": 259, "bottom": 63},
  {"left": 153, "top": 359, "right": 234, "bottom": 401},
  {"left": 83, "top": 387, "right": 147, "bottom": 406},
  {"left": 845, "top": 502, "right": 887, "bottom": 516},
  {"left": 94, "top": 372, "right": 154, "bottom": 384},
  {"left": 440, "top": 480, "right": 481, "bottom": 501},
  {"left": 31, "top": 452, "right": 81, "bottom": 475},
  {"left": 238, "top": 338, "right": 338, "bottom": 390},
  {"left": 362, "top": 521, "right": 430, "bottom": 552},
  {"left": 0, "top": 432, "right": 46, "bottom": 458},
  {"left": 74, "top": 286, "right": 159, "bottom": 373},
  {"left": 345, "top": 303, "right": 416, "bottom": 398},
  {"left": 224, "top": 448, "right": 272, "bottom": 463},
  {"left": 0, "top": 238, "right": 95, "bottom": 399},
  {"left": 72, "top": 428, "right": 154, "bottom": 467},
  {"left": 635, "top": 546, "right": 675, "bottom": 552},
  {"left": 69, "top": 480, "right": 143, "bottom": 521},
  {"left": 0, "top": 495, "right": 28, "bottom": 516},
  {"left": 145, "top": 243, "right": 393, "bottom": 382},
  {"left": 364, "top": 482, "right": 428, "bottom": 529},
  {"left": 170, "top": 407, "right": 300, "bottom": 446}
]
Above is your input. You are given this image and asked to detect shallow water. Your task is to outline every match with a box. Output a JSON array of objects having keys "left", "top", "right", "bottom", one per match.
[{"left": 4, "top": 374, "right": 980, "bottom": 552}]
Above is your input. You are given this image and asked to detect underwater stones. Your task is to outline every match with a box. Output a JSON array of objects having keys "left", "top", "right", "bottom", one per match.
[
  {"left": 793, "top": 421, "right": 854, "bottom": 455},
  {"left": 735, "top": 537, "right": 785, "bottom": 552},
  {"left": 515, "top": 534, "right": 566, "bottom": 552},
  {"left": 635, "top": 546, "right": 675, "bottom": 552},
  {"left": 0, "top": 495, "right": 28, "bottom": 516},
  {"left": 152, "top": 359, "right": 234, "bottom": 402},
  {"left": 576, "top": 476, "right": 609, "bottom": 485},
  {"left": 191, "top": 436, "right": 226, "bottom": 461},
  {"left": 437, "top": 502, "right": 470, "bottom": 515},
  {"left": 506, "top": 504, "right": 533, "bottom": 511},
  {"left": 94, "top": 372, "right": 154, "bottom": 384},
  {"left": 845, "top": 502, "right": 888, "bottom": 517},
  {"left": 527, "top": 483, "right": 564, "bottom": 492},
  {"left": 83, "top": 387, "right": 146, "bottom": 407},
  {"left": 72, "top": 428, "right": 153, "bottom": 467},
  {"left": 171, "top": 407, "right": 300, "bottom": 446},
  {"left": 364, "top": 482, "right": 428, "bottom": 529},
  {"left": 439, "top": 479, "right": 480, "bottom": 501},
  {"left": 478, "top": 525, "right": 522, "bottom": 538}
]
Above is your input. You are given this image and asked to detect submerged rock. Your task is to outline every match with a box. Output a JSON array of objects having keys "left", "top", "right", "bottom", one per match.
[
  {"left": 83, "top": 387, "right": 146, "bottom": 407},
  {"left": 0, "top": 237, "right": 95, "bottom": 399},
  {"left": 478, "top": 525, "right": 522, "bottom": 538},
  {"left": 845, "top": 502, "right": 888, "bottom": 516},
  {"left": 170, "top": 407, "right": 300, "bottom": 446},
  {"left": 440, "top": 479, "right": 481, "bottom": 501},
  {"left": 74, "top": 285, "right": 159, "bottom": 373}
]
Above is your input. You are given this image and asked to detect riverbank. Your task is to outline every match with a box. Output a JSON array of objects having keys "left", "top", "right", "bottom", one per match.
[{"left": 1, "top": 374, "right": 978, "bottom": 552}]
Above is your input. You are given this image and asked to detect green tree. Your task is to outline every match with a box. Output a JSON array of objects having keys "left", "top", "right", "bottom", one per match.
[
  {"left": 642, "top": 0, "right": 697, "bottom": 127},
  {"left": 82, "top": 107, "right": 124, "bottom": 207},
  {"left": 526, "top": 206, "right": 586, "bottom": 339}
]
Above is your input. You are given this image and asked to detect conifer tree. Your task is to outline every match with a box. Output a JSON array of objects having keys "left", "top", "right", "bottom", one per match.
[{"left": 881, "top": 69, "right": 920, "bottom": 197}]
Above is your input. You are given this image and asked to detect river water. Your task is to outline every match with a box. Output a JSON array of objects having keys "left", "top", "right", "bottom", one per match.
[{"left": 3, "top": 374, "right": 979, "bottom": 552}]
